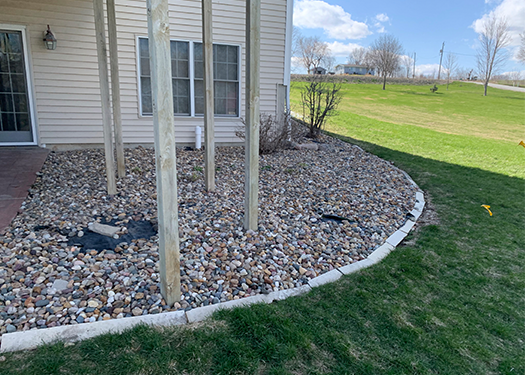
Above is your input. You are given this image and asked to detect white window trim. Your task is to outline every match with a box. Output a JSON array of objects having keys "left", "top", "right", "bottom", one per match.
[
  {"left": 136, "top": 35, "right": 241, "bottom": 119},
  {"left": 0, "top": 24, "right": 38, "bottom": 146}
]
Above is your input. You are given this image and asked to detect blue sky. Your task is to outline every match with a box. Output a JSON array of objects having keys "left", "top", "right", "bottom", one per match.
[{"left": 292, "top": 0, "right": 525, "bottom": 76}]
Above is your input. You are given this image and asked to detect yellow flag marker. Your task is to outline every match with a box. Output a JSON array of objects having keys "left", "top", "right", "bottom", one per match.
[
  {"left": 519, "top": 140, "right": 525, "bottom": 148},
  {"left": 481, "top": 205, "right": 492, "bottom": 216}
]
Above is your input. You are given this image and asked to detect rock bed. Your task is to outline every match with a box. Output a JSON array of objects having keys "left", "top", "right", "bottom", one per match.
[{"left": 0, "top": 137, "right": 416, "bottom": 335}]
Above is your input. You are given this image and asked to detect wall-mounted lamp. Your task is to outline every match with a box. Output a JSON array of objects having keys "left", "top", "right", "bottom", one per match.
[{"left": 43, "top": 25, "right": 57, "bottom": 50}]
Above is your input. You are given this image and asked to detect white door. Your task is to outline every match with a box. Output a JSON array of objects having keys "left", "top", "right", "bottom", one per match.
[{"left": 0, "top": 29, "right": 34, "bottom": 144}]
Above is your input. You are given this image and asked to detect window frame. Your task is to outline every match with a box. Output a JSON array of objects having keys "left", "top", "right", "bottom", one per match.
[{"left": 136, "top": 36, "right": 241, "bottom": 119}]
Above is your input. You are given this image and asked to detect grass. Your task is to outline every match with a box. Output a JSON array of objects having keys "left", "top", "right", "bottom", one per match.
[
  {"left": 292, "top": 81, "right": 525, "bottom": 178},
  {"left": 292, "top": 81, "right": 524, "bottom": 143},
  {"left": 1, "top": 83, "right": 524, "bottom": 374}
]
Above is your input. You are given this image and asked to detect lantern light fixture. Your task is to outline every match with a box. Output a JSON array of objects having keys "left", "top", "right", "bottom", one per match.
[{"left": 43, "top": 25, "right": 57, "bottom": 50}]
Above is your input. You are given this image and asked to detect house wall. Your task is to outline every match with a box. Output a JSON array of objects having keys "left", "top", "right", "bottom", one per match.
[{"left": 0, "top": 0, "right": 288, "bottom": 146}]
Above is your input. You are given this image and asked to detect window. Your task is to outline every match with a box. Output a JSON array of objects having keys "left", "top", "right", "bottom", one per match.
[
  {"left": 138, "top": 38, "right": 239, "bottom": 117},
  {"left": 139, "top": 38, "right": 190, "bottom": 115},
  {"left": 194, "top": 43, "right": 239, "bottom": 116}
]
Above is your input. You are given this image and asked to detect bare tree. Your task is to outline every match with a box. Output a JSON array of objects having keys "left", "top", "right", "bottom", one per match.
[
  {"left": 348, "top": 47, "right": 367, "bottom": 65},
  {"left": 507, "top": 71, "right": 523, "bottom": 87},
  {"left": 456, "top": 67, "right": 469, "bottom": 80},
  {"left": 444, "top": 53, "right": 458, "bottom": 89},
  {"left": 476, "top": 15, "right": 511, "bottom": 96},
  {"left": 518, "top": 32, "right": 525, "bottom": 64},
  {"left": 300, "top": 76, "right": 342, "bottom": 138},
  {"left": 369, "top": 35, "right": 403, "bottom": 90},
  {"left": 297, "top": 35, "right": 333, "bottom": 73},
  {"left": 363, "top": 48, "right": 376, "bottom": 74},
  {"left": 401, "top": 54, "right": 413, "bottom": 78}
]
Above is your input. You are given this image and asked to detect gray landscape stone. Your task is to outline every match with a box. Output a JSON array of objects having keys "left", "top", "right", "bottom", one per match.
[
  {"left": 367, "top": 243, "right": 394, "bottom": 263},
  {"left": 269, "top": 285, "right": 311, "bottom": 301},
  {"left": 88, "top": 222, "right": 121, "bottom": 237},
  {"left": 338, "top": 259, "right": 374, "bottom": 275},
  {"left": 410, "top": 208, "right": 422, "bottom": 220},
  {"left": 414, "top": 200, "right": 425, "bottom": 212},
  {"left": 0, "top": 310, "right": 187, "bottom": 352},
  {"left": 399, "top": 220, "right": 416, "bottom": 234},
  {"left": 186, "top": 294, "right": 273, "bottom": 323},
  {"left": 386, "top": 230, "right": 407, "bottom": 247},
  {"left": 293, "top": 142, "right": 319, "bottom": 151},
  {"left": 308, "top": 269, "right": 343, "bottom": 288}
]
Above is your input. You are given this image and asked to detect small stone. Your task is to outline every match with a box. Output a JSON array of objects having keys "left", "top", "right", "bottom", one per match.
[
  {"left": 88, "top": 222, "right": 120, "bottom": 237},
  {"left": 87, "top": 300, "right": 99, "bottom": 308},
  {"left": 132, "top": 307, "right": 143, "bottom": 316},
  {"left": 35, "top": 299, "right": 49, "bottom": 307},
  {"left": 6, "top": 324, "right": 16, "bottom": 333},
  {"left": 52, "top": 279, "right": 69, "bottom": 292}
]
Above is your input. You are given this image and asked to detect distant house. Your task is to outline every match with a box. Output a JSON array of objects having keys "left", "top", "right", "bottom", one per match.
[
  {"left": 335, "top": 64, "right": 374, "bottom": 76},
  {"left": 308, "top": 67, "right": 327, "bottom": 75}
]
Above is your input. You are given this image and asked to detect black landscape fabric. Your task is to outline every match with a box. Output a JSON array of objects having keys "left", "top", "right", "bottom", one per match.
[{"left": 67, "top": 218, "right": 157, "bottom": 252}]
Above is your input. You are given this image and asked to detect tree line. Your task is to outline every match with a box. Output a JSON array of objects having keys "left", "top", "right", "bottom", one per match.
[{"left": 294, "top": 14, "right": 524, "bottom": 95}]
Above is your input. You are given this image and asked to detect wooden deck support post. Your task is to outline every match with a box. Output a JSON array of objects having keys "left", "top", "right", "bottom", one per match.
[
  {"left": 147, "top": 0, "right": 181, "bottom": 305},
  {"left": 93, "top": 0, "right": 116, "bottom": 195},
  {"left": 107, "top": 0, "right": 126, "bottom": 178},
  {"left": 244, "top": 0, "right": 260, "bottom": 230},
  {"left": 202, "top": 0, "right": 215, "bottom": 192}
]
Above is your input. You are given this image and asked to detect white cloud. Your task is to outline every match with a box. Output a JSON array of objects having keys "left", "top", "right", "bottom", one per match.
[
  {"left": 501, "top": 69, "right": 525, "bottom": 76},
  {"left": 472, "top": 0, "right": 525, "bottom": 46},
  {"left": 294, "top": 0, "right": 371, "bottom": 40},
  {"left": 324, "top": 41, "right": 363, "bottom": 57},
  {"left": 373, "top": 13, "right": 389, "bottom": 33},
  {"left": 375, "top": 13, "right": 389, "bottom": 22},
  {"left": 415, "top": 63, "right": 441, "bottom": 77}
]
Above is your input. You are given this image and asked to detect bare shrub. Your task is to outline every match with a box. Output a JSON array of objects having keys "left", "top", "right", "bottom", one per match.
[
  {"left": 236, "top": 113, "right": 290, "bottom": 155},
  {"left": 299, "top": 75, "right": 342, "bottom": 138}
]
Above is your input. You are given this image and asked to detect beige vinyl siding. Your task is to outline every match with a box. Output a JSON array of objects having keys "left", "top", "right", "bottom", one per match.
[{"left": 0, "top": 0, "right": 287, "bottom": 146}]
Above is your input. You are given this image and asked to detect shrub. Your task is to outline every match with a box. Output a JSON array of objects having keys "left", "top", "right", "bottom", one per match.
[
  {"left": 236, "top": 112, "right": 291, "bottom": 155},
  {"left": 299, "top": 75, "right": 342, "bottom": 138}
]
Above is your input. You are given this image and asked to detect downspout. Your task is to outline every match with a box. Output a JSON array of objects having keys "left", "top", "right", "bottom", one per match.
[{"left": 283, "top": 0, "right": 294, "bottom": 111}]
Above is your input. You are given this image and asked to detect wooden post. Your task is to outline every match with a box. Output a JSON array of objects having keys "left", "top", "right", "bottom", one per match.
[
  {"left": 93, "top": 0, "right": 116, "bottom": 195},
  {"left": 147, "top": 0, "right": 181, "bottom": 305},
  {"left": 244, "top": 0, "right": 260, "bottom": 231},
  {"left": 202, "top": 0, "right": 215, "bottom": 192},
  {"left": 107, "top": 0, "right": 126, "bottom": 178}
]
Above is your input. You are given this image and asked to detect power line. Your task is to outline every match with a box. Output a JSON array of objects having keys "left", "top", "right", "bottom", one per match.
[{"left": 445, "top": 51, "right": 477, "bottom": 57}]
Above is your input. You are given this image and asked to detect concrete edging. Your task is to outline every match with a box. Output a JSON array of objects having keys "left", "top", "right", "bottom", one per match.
[{"left": 0, "top": 170, "right": 425, "bottom": 353}]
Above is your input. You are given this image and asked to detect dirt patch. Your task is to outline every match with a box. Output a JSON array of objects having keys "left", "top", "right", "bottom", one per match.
[{"left": 403, "top": 191, "right": 440, "bottom": 247}]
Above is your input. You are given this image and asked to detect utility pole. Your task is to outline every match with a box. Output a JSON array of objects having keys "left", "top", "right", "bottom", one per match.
[
  {"left": 437, "top": 42, "right": 444, "bottom": 80},
  {"left": 413, "top": 52, "right": 416, "bottom": 79}
]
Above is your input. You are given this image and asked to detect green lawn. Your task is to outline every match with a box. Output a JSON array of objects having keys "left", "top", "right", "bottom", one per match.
[
  {"left": 2, "top": 83, "right": 524, "bottom": 375},
  {"left": 291, "top": 81, "right": 525, "bottom": 178}
]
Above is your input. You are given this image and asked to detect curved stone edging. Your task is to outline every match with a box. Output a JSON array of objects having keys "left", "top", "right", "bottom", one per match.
[{"left": 0, "top": 171, "right": 425, "bottom": 353}]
